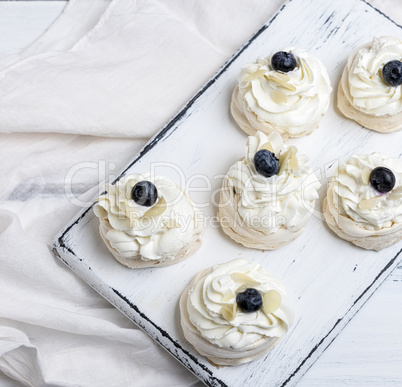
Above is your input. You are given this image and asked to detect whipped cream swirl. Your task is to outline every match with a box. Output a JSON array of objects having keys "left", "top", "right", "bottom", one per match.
[
  {"left": 330, "top": 153, "right": 402, "bottom": 232},
  {"left": 187, "top": 258, "right": 294, "bottom": 349},
  {"left": 225, "top": 131, "right": 320, "bottom": 233},
  {"left": 342, "top": 36, "right": 402, "bottom": 116},
  {"left": 94, "top": 174, "right": 202, "bottom": 261},
  {"left": 237, "top": 47, "right": 332, "bottom": 135}
]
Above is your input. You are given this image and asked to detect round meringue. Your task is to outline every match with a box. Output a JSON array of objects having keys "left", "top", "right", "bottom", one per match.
[
  {"left": 338, "top": 36, "right": 402, "bottom": 132},
  {"left": 231, "top": 47, "right": 332, "bottom": 140},
  {"left": 94, "top": 174, "right": 204, "bottom": 268},
  {"left": 180, "top": 258, "right": 294, "bottom": 366},
  {"left": 217, "top": 131, "right": 320, "bottom": 250},
  {"left": 323, "top": 153, "right": 402, "bottom": 251}
]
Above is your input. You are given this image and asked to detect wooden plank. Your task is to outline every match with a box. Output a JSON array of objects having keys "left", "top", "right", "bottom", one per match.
[{"left": 53, "top": 0, "right": 402, "bottom": 385}]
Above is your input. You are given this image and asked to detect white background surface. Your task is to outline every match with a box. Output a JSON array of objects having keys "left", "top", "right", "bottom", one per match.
[{"left": 0, "top": 1, "right": 401, "bottom": 386}]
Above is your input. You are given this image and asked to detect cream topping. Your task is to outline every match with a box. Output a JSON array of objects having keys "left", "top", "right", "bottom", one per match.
[
  {"left": 342, "top": 36, "right": 402, "bottom": 116},
  {"left": 237, "top": 48, "right": 332, "bottom": 134},
  {"left": 225, "top": 131, "right": 320, "bottom": 233},
  {"left": 94, "top": 174, "right": 202, "bottom": 261},
  {"left": 330, "top": 153, "right": 402, "bottom": 231},
  {"left": 187, "top": 258, "right": 294, "bottom": 350}
]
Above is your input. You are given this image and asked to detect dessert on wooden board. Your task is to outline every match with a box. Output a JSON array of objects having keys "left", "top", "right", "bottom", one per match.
[
  {"left": 94, "top": 174, "right": 204, "bottom": 268},
  {"left": 338, "top": 36, "right": 402, "bottom": 132},
  {"left": 89, "top": 36, "right": 402, "bottom": 375},
  {"left": 323, "top": 153, "right": 402, "bottom": 251},
  {"left": 180, "top": 258, "right": 294, "bottom": 366},
  {"left": 218, "top": 131, "right": 320, "bottom": 250},
  {"left": 231, "top": 47, "right": 332, "bottom": 140}
]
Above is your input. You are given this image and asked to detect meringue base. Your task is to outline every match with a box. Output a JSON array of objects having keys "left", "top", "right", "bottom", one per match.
[
  {"left": 323, "top": 189, "right": 402, "bottom": 251},
  {"left": 230, "top": 85, "right": 320, "bottom": 140},
  {"left": 98, "top": 217, "right": 203, "bottom": 268},
  {"left": 180, "top": 268, "right": 280, "bottom": 366},
  {"left": 217, "top": 177, "right": 312, "bottom": 250},
  {"left": 337, "top": 77, "right": 402, "bottom": 133}
]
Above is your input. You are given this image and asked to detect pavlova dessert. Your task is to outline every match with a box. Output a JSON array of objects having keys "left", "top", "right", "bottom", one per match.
[
  {"left": 338, "top": 36, "right": 402, "bottom": 132},
  {"left": 180, "top": 258, "right": 294, "bottom": 366},
  {"left": 218, "top": 131, "right": 320, "bottom": 249},
  {"left": 324, "top": 153, "right": 402, "bottom": 250},
  {"left": 94, "top": 174, "right": 204, "bottom": 268},
  {"left": 231, "top": 48, "right": 332, "bottom": 140}
]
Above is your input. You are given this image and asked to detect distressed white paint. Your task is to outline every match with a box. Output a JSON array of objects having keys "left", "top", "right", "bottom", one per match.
[{"left": 48, "top": 0, "right": 402, "bottom": 386}]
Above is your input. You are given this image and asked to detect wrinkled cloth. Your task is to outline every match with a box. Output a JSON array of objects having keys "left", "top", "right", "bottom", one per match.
[
  {"left": 0, "top": 0, "right": 401, "bottom": 386},
  {"left": 0, "top": 0, "right": 282, "bottom": 137}
]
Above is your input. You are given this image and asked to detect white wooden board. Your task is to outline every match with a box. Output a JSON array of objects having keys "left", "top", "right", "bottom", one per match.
[{"left": 53, "top": 0, "right": 402, "bottom": 386}]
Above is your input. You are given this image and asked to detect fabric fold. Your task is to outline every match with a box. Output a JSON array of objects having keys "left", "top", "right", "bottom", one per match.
[
  {"left": 0, "top": 209, "right": 198, "bottom": 386},
  {"left": 0, "top": 0, "right": 280, "bottom": 138}
]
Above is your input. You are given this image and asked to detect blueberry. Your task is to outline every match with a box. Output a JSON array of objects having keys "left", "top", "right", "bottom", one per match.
[
  {"left": 132, "top": 181, "right": 158, "bottom": 207},
  {"left": 236, "top": 288, "right": 263, "bottom": 313},
  {"left": 271, "top": 51, "right": 297, "bottom": 73},
  {"left": 382, "top": 60, "right": 402, "bottom": 87},
  {"left": 254, "top": 149, "right": 280, "bottom": 178},
  {"left": 369, "top": 167, "right": 395, "bottom": 193}
]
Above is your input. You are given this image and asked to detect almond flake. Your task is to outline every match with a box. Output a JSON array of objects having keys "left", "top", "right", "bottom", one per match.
[
  {"left": 271, "top": 90, "right": 287, "bottom": 104},
  {"left": 358, "top": 196, "right": 382, "bottom": 210},
  {"left": 144, "top": 197, "right": 167, "bottom": 217},
  {"left": 361, "top": 167, "right": 371, "bottom": 185},
  {"left": 222, "top": 290, "right": 235, "bottom": 303},
  {"left": 388, "top": 186, "right": 402, "bottom": 200},
  {"left": 260, "top": 142, "right": 274, "bottom": 152},
  {"left": 262, "top": 290, "right": 282, "bottom": 314},
  {"left": 278, "top": 146, "right": 297, "bottom": 175},
  {"left": 244, "top": 69, "right": 266, "bottom": 82},
  {"left": 221, "top": 303, "right": 237, "bottom": 321},
  {"left": 289, "top": 154, "right": 299, "bottom": 173}
]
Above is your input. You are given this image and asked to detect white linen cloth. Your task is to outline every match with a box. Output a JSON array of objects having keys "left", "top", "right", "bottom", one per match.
[
  {"left": 0, "top": 0, "right": 283, "bottom": 137},
  {"left": 0, "top": 0, "right": 401, "bottom": 386}
]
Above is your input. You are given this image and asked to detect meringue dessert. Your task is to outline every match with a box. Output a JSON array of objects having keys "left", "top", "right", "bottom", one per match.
[
  {"left": 338, "top": 36, "right": 402, "bottom": 132},
  {"left": 93, "top": 174, "right": 204, "bottom": 268},
  {"left": 231, "top": 48, "right": 332, "bottom": 140},
  {"left": 323, "top": 153, "right": 402, "bottom": 251},
  {"left": 180, "top": 258, "right": 294, "bottom": 366},
  {"left": 217, "top": 131, "right": 320, "bottom": 250}
]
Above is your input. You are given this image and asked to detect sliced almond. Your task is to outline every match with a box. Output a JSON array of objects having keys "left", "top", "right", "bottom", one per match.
[
  {"left": 270, "top": 73, "right": 296, "bottom": 91},
  {"left": 243, "top": 69, "right": 266, "bottom": 82},
  {"left": 389, "top": 186, "right": 402, "bottom": 199},
  {"left": 260, "top": 142, "right": 274, "bottom": 153},
  {"left": 144, "top": 197, "right": 167, "bottom": 217},
  {"left": 361, "top": 167, "right": 371, "bottom": 185},
  {"left": 273, "top": 72, "right": 290, "bottom": 83},
  {"left": 289, "top": 154, "right": 299, "bottom": 173},
  {"left": 278, "top": 146, "right": 297, "bottom": 175},
  {"left": 262, "top": 290, "right": 282, "bottom": 314},
  {"left": 221, "top": 303, "right": 237, "bottom": 321},
  {"left": 271, "top": 90, "right": 287, "bottom": 104},
  {"left": 358, "top": 196, "right": 382, "bottom": 210},
  {"left": 222, "top": 290, "right": 235, "bottom": 303},
  {"left": 231, "top": 273, "right": 260, "bottom": 286}
]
